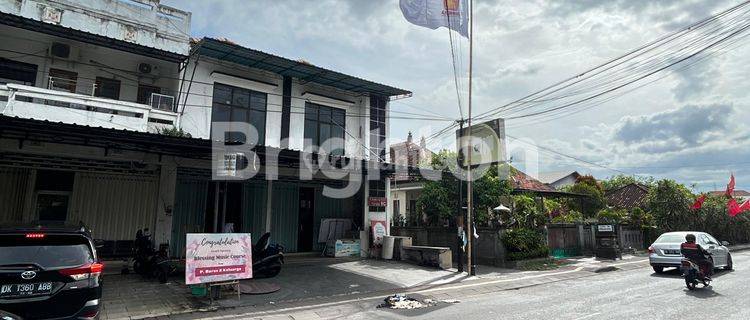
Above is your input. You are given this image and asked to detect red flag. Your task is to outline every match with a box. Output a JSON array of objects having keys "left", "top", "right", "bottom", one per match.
[
  {"left": 728, "top": 198, "right": 741, "bottom": 217},
  {"left": 691, "top": 194, "right": 707, "bottom": 210},
  {"left": 741, "top": 200, "right": 750, "bottom": 212},
  {"left": 726, "top": 174, "right": 735, "bottom": 197}
]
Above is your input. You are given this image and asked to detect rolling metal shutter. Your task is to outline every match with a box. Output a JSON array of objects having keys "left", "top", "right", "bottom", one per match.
[
  {"left": 0, "top": 167, "right": 31, "bottom": 223},
  {"left": 68, "top": 172, "right": 158, "bottom": 240}
]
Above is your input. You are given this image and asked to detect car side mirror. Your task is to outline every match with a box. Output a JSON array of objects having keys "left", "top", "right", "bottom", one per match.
[
  {"left": 721, "top": 241, "right": 730, "bottom": 246},
  {"left": 94, "top": 239, "right": 106, "bottom": 249}
]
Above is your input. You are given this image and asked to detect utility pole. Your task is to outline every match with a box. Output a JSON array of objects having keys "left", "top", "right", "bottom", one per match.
[
  {"left": 466, "top": 0, "right": 475, "bottom": 276},
  {"left": 456, "top": 119, "right": 465, "bottom": 273}
]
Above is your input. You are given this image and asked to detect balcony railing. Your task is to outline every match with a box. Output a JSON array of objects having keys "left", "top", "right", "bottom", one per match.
[{"left": 0, "top": 83, "right": 179, "bottom": 133}]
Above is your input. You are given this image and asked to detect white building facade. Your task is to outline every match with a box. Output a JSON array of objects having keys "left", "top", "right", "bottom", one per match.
[{"left": 0, "top": 0, "right": 409, "bottom": 256}]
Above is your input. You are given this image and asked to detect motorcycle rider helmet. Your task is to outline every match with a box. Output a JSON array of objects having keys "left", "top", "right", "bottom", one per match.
[{"left": 685, "top": 233, "right": 696, "bottom": 242}]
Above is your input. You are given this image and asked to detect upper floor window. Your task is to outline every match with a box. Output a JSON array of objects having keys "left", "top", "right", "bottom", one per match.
[
  {"left": 304, "top": 102, "right": 345, "bottom": 156},
  {"left": 211, "top": 83, "right": 267, "bottom": 145},
  {"left": 94, "top": 77, "right": 121, "bottom": 100}
]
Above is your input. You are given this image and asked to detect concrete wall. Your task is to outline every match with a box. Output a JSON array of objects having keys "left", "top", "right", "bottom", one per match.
[
  {"left": 0, "top": 0, "right": 191, "bottom": 55},
  {"left": 392, "top": 226, "right": 507, "bottom": 266}
]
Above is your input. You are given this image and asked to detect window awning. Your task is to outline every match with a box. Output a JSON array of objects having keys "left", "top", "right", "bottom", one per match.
[{"left": 193, "top": 38, "right": 412, "bottom": 98}]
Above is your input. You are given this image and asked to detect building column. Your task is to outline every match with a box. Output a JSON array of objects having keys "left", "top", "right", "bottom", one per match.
[
  {"left": 265, "top": 180, "right": 273, "bottom": 232},
  {"left": 154, "top": 158, "right": 177, "bottom": 246},
  {"left": 385, "top": 176, "right": 391, "bottom": 236}
]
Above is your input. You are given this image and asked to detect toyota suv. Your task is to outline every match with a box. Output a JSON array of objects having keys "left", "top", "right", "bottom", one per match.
[{"left": 0, "top": 224, "right": 103, "bottom": 319}]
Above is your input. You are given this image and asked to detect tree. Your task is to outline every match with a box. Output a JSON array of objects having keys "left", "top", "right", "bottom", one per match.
[
  {"left": 416, "top": 150, "right": 512, "bottom": 226},
  {"left": 602, "top": 174, "right": 654, "bottom": 191},
  {"left": 563, "top": 175, "right": 605, "bottom": 218},
  {"left": 647, "top": 179, "right": 693, "bottom": 232}
]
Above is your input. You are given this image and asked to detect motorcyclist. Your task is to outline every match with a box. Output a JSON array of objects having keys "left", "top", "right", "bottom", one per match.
[{"left": 680, "top": 233, "right": 713, "bottom": 279}]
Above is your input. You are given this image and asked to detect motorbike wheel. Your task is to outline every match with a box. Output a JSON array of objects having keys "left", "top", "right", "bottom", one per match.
[
  {"left": 686, "top": 279, "right": 697, "bottom": 290},
  {"left": 133, "top": 260, "right": 145, "bottom": 275}
]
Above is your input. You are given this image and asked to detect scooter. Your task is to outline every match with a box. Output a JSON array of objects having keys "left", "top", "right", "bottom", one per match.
[
  {"left": 131, "top": 228, "right": 177, "bottom": 283},
  {"left": 252, "top": 232, "right": 284, "bottom": 278},
  {"left": 681, "top": 257, "right": 712, "bottom": 290}
]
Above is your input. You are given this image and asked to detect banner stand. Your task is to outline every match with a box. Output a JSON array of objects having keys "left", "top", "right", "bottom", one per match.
[{"left": 207, "top": 280, "right": 241, "bottom": 304}]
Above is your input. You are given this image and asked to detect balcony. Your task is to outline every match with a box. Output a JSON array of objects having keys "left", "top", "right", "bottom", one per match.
[{"left": 0, "top": 83, "right": 179, "bottom": 133}]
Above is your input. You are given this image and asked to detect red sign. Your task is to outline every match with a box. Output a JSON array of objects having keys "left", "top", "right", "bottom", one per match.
[
  {"left": 195, "top": 265, "right": 246, "bottom": 277},
  {"left": 368, "top": 197, "right": 387, "bottom": 207}
]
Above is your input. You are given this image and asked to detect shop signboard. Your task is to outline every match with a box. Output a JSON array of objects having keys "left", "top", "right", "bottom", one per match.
[{"left": 185, "top": 233, "right": 252, "bottom": 285}]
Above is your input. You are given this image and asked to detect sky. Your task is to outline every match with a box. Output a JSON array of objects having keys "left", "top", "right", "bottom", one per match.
[{"left": 163, "top": 0, "right": 750, "bottom": 192}]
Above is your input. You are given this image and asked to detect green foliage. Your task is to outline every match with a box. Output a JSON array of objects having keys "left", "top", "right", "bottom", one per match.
[
  {"left": 628, "top": 207, "right": 655, "bottom": 229},
  {"left": 416, "top": 178, "right": 457, "bottom": 225},
  {"left": 602, "top": 174, "right": 655, "bottom": 191},
  {"left": 416, "top": 151, "right": 512, "bottom": 226},
  {"left": 647, "top": 179, "right": 693, "bottom": 231},
  {"left": 563, "top": 175, "right": 605, "bottom": 218},
  {"left": 502, "top": 228, "right": 550, "bottom": 261},
  {"left": 596, "top": 208, "right": 628, "bottom": 224},
  {"left": 551, "top": 210, "right": 583, "bottom": 223},
  {"left": 646, "top": 179, "right": 750, "bottom": 243},
  {"left": 158, "top": 126, "right": 192, "bottom": 138},
  {"left": 511, "top": 195, "right": 547, "bottom": 228}
]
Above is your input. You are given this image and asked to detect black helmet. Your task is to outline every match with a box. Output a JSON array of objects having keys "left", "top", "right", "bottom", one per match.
[{"left": 685, "top": 234, "right": 696, "bottom": 242}]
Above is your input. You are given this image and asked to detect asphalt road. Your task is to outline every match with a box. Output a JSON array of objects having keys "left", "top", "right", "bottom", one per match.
[{"left": 355, "top": 250, "right": 750, "bottom": 320}]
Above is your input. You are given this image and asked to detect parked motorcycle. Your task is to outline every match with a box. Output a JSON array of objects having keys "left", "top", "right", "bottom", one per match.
[
  {"left": 131, "top": 228, "right": 177, "bottom": 283},
  {"left": 681, "top": 257, "right": 712, "bottom": 290},
  {"left": 252, "top": 232, "right": 284, "bottom": 278}
]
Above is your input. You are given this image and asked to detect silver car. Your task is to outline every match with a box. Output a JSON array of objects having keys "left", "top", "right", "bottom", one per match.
[{"left": 648, "top": 231, "right": 734, "bottom": 273}]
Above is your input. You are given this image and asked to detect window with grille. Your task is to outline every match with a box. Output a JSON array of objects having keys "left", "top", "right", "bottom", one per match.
[
  {"left": 304, "top": 102, "right": 346, "bottom": 156},
  {"left": 211, "top": 83, "right": 267, "bottom": 145},
  {"left": 369, "top": 96, "right": 387, "bottom": 162}
]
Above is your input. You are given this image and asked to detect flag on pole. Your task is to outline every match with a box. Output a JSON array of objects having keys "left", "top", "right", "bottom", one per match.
[
  {"left": 726, "top": 173, "right": 735, "bottom": 197},
  {"left": 741, "top": 200, "right": 750, "bottom": 213},
  {"left": 728, "top": 198, "right": 741, "bottom": 217},
  {"left": 690, "top": 194, "right": 707, "bottom": 210},
  {"left": 400, "top": 0, "right": 469, "bottom": 37}
]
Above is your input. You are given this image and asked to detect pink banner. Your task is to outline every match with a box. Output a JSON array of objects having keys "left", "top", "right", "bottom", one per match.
[{"left": 185, "top": 233, "right": 252, "bottom": 285}]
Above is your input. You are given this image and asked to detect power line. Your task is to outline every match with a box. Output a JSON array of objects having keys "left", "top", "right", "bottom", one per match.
[
  {"left": 0, "top": 48, "right": 446, "bottom": 120},
  {"left": 471, "top": 0, "right": 750, "bottom": 122}
]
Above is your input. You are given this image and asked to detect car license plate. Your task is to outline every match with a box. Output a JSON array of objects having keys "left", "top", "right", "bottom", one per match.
[
  {"left": 664, "top": 249, "right": 680, "bottom": 255},
  {"left": 0, "top": 282, "right": 53, "bottom": 298}
]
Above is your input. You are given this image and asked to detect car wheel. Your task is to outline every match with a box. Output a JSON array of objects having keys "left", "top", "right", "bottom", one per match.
[
  {"left": 724, "top": 253, "right": 733, "bottom": 270},
  {"left": 652, "top": 266, "right": 664, "bottom": 273}
]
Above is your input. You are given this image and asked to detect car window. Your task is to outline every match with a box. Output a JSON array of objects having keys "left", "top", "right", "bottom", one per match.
[
  {"left": 700, "top": 234, "right": 713, "bottom": 245},
  {"left": 0, "top": 234, "right": 93, "bottom": 269},
  {"left": 654, "top": 234, "right": 685, "bottom": 243}
]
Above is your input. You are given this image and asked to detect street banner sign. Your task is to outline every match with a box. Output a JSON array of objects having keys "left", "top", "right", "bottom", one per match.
[
  {"left": 368, "top": 196, "right": 388, "bottom": 207},
  {"left": 369, "top": 212, "right": 387, "bottom": 245},
  {"left": 185, "top": 233, "right": 252, "bottom": 285},
  {"left": 456, "top": 118, "right": 507, "bottom": 167}
]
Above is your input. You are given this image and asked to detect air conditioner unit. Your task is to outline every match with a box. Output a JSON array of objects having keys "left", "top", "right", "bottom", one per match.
[
  {"left": 138, "top": 63, "right": 154, "bottom": 74},
  {"left": 150, "top": 93, "right": 175, "bottom": 112},
  {"left": 49, "top": 42, "right": 77, "bottom": 60}
]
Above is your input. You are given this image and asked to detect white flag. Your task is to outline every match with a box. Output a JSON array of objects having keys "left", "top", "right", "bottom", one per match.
[{"left": 400, "top": 0, "right": 469, "bottom": 38}]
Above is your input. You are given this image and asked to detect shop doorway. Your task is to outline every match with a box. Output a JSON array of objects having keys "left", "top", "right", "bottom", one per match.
[{"left": 297, "top": 187, "right": 315, "bottom": 252}]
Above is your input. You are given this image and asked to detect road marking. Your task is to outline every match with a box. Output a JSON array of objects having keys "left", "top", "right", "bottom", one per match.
[
  {"left": 412, "top": 267, "right": 585, "bottom": 294},
  {"left": 573, "top": 312, "right": 601, "bottom": 320}
]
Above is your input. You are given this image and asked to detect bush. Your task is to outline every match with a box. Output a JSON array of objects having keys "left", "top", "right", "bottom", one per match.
[
  {"left": 502, "top": 228, "right": 549, "bottom": 261},
  {"left": 596, "top": 208, "right": 628, "bottom": 224},
  {"left": 551, "top": 210, "right": 583, "bottom": 223}
]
